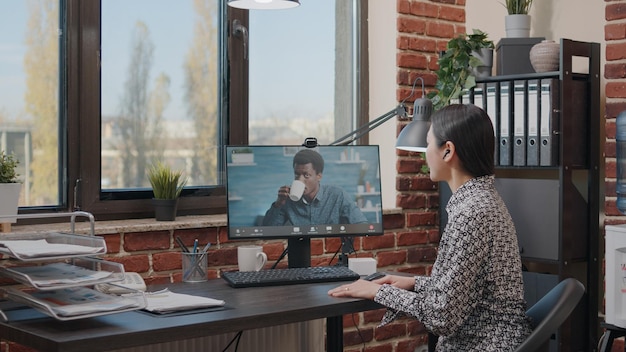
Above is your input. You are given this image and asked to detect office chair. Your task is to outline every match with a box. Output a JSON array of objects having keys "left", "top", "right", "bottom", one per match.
[{"left": 514, "top": 278, "right": 585, "bottom": 352}]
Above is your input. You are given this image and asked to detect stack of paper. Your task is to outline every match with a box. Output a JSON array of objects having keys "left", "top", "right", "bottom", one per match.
[
  {"left": 21, "top": 287, "right": 143, "bottom": 317},
  {"left": 3, "top": 262, "right": 113, "bottom": 288},
  {"left": 140, "top": 289, "right": 225, "bottom": 314},
  {"left": 0, "top": 239, "right": 104, "bottom": 258}
]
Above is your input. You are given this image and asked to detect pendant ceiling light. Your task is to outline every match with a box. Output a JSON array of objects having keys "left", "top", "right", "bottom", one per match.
[{"left": 227, "top": 0, "right": 300, "bottom": 10}]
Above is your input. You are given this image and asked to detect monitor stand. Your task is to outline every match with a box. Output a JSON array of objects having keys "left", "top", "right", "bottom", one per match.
[{"left": 287, "top": 237, "right": 311, "bottom": 268}]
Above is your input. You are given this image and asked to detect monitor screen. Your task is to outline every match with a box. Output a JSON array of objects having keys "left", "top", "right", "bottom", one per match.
[{"left": 225, "top": 145, "right": 384, "bottom": 242}]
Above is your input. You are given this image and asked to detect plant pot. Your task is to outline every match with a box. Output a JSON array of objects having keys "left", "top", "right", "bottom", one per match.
[
  {"left": 505, "top": 14, "right": 531, "bottom": 38},
  {"left": 471, "top": 48, "right": 494, "bottom": 78},
  {"left": 0, "top": 183, "right": 21, "bottom": 224},
  {"left": 152, "top": 198, "right": 179, "bottom": 221}
]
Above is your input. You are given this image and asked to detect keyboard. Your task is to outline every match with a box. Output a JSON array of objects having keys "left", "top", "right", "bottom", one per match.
[{"left": 221, "top": 266, "right": 361, "bottom": 288}]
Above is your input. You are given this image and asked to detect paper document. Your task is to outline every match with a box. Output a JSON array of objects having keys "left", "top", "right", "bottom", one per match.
[
  {"left": 0, "top": 239, "right": 104, "bottom": 258},
  {"left": 140, "top": 288, "right": 225, "bottom": 314},
  {"left": 4, "top": 262, "right": 113, "bottom": 287},
  {"left": 25, "top": 287, "right": 142, "bottom": 317}
]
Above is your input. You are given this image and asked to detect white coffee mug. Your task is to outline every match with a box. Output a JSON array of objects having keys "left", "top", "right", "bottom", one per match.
[
  {"left": 237, "top": 245, "right": 268, "bottom": 272},
  {"left": 289, "top": 180, "right": 305, "bottom": 201}
]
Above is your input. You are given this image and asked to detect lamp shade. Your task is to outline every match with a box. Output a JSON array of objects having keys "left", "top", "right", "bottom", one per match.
[
  {"left": 395, "top": 97, "right": 433, "bottom": 152},
  {"left": 396, "top": 119, "right": 430, "bottom": 152},
  {"left": 227, "top": 0, "right": 300, "bottom": 9}
]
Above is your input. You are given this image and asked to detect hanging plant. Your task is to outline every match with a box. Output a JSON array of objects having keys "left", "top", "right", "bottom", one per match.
[{"left": 428, "top": 29, "right": 494, "bottom": 111}]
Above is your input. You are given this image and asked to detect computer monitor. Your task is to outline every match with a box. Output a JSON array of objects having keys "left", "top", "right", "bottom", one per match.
[{"left": 225, "top": 145, "right": 384, "bottom": 268}]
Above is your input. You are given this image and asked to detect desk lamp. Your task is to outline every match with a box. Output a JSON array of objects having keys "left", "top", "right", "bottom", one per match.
[
  {"left": 395, "top": 78, "right": 432, "bottom": 152},
  {"left": 227, "top": 0, "right": 300, "bottom": 10},
  {"left": 331, "top": 76, "right": 432, "bottom": 149}
]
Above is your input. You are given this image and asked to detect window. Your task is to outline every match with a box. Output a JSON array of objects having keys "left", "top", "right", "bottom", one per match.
[
  {"left": 3, "top": 0, "right": 367, "bottom": 219},
  {"left": 0, "top": 0, "right": 61, "bottom": 209}
]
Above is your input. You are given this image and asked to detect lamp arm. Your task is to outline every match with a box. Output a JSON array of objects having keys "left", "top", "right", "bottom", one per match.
[{"left": 331, "top": 104, "right": 406, "bottom": 146}]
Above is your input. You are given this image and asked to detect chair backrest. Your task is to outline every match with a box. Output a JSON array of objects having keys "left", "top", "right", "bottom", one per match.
[{"left": 514, "top": 278, "right": 585, "bottom": 352}]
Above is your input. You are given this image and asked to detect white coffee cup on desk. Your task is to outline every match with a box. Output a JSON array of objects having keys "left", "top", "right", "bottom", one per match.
[
  {"left": 289, "top": 180, "right": 305, "bottom": 201},
  {"left": 237, "top": 245, "right": 268, "bottom": 271}
]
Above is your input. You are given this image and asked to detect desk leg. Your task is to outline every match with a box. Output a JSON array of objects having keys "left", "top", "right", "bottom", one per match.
[{"left": 327, "top": 316, "right": 343, "bottom": 352}]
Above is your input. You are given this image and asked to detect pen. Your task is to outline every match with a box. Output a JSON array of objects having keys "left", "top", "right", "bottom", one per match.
[
  {"left": 175, "top": 236, "right": 190, "bottom": 253},
  {"left": 192, "top": 239, "right": 199, "bottom": 253},
  {"left": 201, "top": 242, "right": 211, "bottom": 253}
]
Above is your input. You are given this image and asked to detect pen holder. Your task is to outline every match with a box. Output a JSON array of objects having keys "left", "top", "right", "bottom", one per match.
[{"left": 182, "top": 252, "right": 208, "bottom": 283}]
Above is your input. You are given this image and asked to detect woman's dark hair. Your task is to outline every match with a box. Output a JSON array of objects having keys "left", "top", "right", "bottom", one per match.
[
  {"left": 430, "top": 104, "right": 495, "bottom": 177},
  {"left": 293, "top": 149, "right": 324, "bottom": 173}
]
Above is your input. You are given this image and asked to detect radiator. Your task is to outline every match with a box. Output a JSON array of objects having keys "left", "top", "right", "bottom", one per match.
[{"left": 109, "top": 319, "right": 324, "bottom": 352}]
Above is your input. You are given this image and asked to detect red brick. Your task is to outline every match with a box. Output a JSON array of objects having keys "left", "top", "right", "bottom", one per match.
[
  {"left": 606, "top": 81, "right": 626, "bottom": 98},
  {"left": 397, "top": 230, "right": 430, "bottom": 245},
  {"left": 606, "top": 23, "right": 626, "bottom": 40},
  {"left": 152, "top": 251, "right": 181, "bottom": 271},
  {"left": 406, "top": 211, "right": 437, "bottom": 226},
  {"left": 607, "top": 102, "right": 626, "bottom": 119},
  {"left": 607, "top": 3, "right": 626, "bottom": 21},
  {"left": 398, "top": 17, "right": 426, "bottom": 34},
  {"left": 425, "top": 22, "right": 456, "bottom": 39},
  {"left": 607, "top": 43, "right": 626, "bottom": 61},
  {"left": 397, "top": 52, "right": 429, "bottom": 69},
  {"left": 375, "top": 322, "right": 407, "bottom": 340},
  {"left": 408, "top": 246, "right": 438, "bottom": 263},
  {"left": 364, "top": 308, "right": 386, "bottom": 323},
  {"left": 383, "top": 213, "right": 405, "bottom": 230},
  {"left": 605, "top": 63, "right": 626, "bottom": 79},
  {"left": 439, "top": 6, "right": 465, "bottom": 22},
  {"left": 124, "top": 230, "right": 170, "bottom": 252},
  {"left": 344, "top": 326, "right": 374, "bottom": 346},
  {"left": 362, "top": 233, "right": 396, "bottom": 250},
  {"left": 103, "top": 233, "right": 121, "bottom": 253},
  {"left": 410, "top": 2, "right": 439, "bottom": 18},
  {"left": 377, "top": 250, "right": 407, "bottom": 266},
  {"left": 107, "top": 254, "right": 150, "bottom": 273}
]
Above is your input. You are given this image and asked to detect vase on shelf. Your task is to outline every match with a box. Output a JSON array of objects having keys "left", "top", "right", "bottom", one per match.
[{"left": 529, "top": 40, "right": 560, "bottom": 73}]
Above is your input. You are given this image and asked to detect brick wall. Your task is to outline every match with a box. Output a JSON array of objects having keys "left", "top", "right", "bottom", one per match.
[
  {"left": 606, "top": 1, "right": 626, "bottom": 351},
  {"left": 605, "top": 0, "right": 626, "bottom": 223}
]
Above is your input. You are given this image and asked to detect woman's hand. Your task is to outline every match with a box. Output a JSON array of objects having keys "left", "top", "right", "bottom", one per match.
[
  {"left": 376, "top": 274, "right": 416, "bottom": 290},
  {"left": 328, "top": 279, "right": 381, "bottom": 299}
]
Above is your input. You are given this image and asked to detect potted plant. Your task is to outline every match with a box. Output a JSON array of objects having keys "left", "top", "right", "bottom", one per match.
[
  {"left": 428, "top": 29, "right": 494, "bottom": 111},
  {"left": 147, "top": 161, "right": 187, "bottom": 221},
  {"left": 0, "top": 151, "right": 21, "bottom": 229},
  {"left": 503, "top": 0, "right": 533, "bottom": 37}
]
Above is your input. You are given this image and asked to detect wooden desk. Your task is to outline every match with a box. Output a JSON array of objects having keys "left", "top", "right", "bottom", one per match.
[{"left": 0, "top": 279, "right": 382, "bottom": 352}]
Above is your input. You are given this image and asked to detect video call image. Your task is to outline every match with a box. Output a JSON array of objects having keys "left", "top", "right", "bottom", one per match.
[{"left": 226, "top": 145, "right": 383, "bottom": 239}]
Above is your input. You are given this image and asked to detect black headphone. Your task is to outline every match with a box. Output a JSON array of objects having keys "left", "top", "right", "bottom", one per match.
[{"left": 443, "top": 149, "right": 450, "bottom": 159}]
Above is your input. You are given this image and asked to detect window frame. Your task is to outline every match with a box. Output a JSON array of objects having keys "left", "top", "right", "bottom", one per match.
[{"left": 25, "top": 0, "right": 368, "bottom": 220}]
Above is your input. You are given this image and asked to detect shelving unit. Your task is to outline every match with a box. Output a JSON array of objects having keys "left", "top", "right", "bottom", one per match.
[
  {"left": 439, "top": 39, "right": 600, "bottom": 351},
  {"left": 0, "top": 211, "right": 146, "bottom": 321}
]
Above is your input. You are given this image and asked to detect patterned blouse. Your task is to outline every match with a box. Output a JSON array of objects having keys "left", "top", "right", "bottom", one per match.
[{"left": 374, "top": 176, "right": 532, "bottom": 351}]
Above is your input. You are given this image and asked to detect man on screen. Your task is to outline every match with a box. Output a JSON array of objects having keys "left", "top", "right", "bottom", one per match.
[{"left": 262, "top": 149, "right": 367, "bottom": 226}]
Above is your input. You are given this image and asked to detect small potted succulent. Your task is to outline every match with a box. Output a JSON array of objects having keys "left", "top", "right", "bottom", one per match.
[
  {"left": 0, "top": 151, "right": 21, "bottom": 227},
  {"left": 147, "top": 161, "right": 187, "bottom": 221}
]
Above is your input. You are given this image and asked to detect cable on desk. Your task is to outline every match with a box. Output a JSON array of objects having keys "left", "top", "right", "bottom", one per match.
[
  {"left": 352, "top": 313, "right": 366, "bottom": 350},
  {"left": 222, "top": 330, "right": 243, "bottom": 352},
  {"left": 271, "top": 246, "right": 289, "bottom": 269}
]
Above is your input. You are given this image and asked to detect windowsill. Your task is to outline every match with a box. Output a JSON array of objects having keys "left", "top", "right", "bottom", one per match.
[
  {"left": 6, "top": 214, "right": 228, "bottom": 236},
  {"left": 5, "top": 208, "right": 401, "bottom": 236}
]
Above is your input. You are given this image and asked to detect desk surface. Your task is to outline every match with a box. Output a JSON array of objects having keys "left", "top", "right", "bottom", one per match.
[{"left": 0, "top": 279, "right": 382, "bottom": 352}]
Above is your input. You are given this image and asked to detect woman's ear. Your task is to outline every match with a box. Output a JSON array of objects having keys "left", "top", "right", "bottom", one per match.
[{"left": 443, "top": 141, "right": 456, "bottom": 160}]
